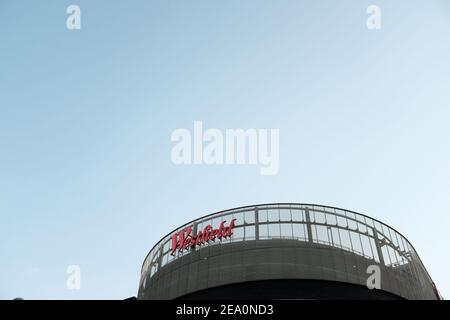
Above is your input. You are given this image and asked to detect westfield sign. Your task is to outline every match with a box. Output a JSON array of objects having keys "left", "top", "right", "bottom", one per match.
[{"left": 171, "top": 219, "right": 237, "bottom": 254}]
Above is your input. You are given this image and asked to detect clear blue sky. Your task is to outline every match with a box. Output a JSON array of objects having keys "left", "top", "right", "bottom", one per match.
[{"left": 1, "top": 0, "right": 449, "bottom": 299}]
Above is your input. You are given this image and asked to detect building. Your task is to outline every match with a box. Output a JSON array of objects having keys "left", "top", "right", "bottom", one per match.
[{"left": 138, "top": 203, "right": 441, "bottom": 299}]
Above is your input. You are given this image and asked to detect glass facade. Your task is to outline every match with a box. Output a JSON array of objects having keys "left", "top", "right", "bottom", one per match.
[{"left": 140, "top": 204, "right": 435, "bottom": 298}]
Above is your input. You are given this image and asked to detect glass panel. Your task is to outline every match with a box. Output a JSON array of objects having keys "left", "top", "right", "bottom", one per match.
[
  {"left": 232, "top": 212, "right": 244, "bottom": 226},
  {"left": 350, "top": 231, "right": 362, "bottom": 255},
  {"left": 293, "top": 223, "right": 307, "bottom": 240},
  {"left": 326, "top": 214, "right": 337, "bottom": 225},
  {"left": 346, "top": 211, "right": 357, "bottom": 221},
  {"left": 245, "top": 226, "right": 255, "bottom": 240},
  {"left": 347, "top": 218, "right": 357, "bottom": 231},
  {"left": 268, "top": 223, "right": 280, "bottom": 238},
  {"left": 259, "top": 210, "right": 268, "bottom": 223},
  {"left": 381, "top": 245, "right": 392, "bottom": 266},
  {"left": 355, "top": 214, "right": 366, "bottom": 223},
  {"left": 397, "top": 235, "right": 409, "bottom": 263},
  {"left": 268, "top": 209, "right": 279, "bottom": 222},
  {"left": 357, "top": 222, "right": 367, "bottom": 233},
  {"left": 370, "top": 238, "right": 380, "bottom": 262},
  {"left": 313, "top": 211, "right": 326, "bottom": 224},
  {"left": 337, "top": 216, "right": 347, "bottom": 228},
  {"left": 150, "top": 264, "right": 158, "bottom": 277},
  {"left": 280, "top": 209, "right": 291, "bottom": 222},
  {"left": 313, "top": 225, "right": 329, "bottom": 244},
  {"left": 163, "top": 240, "right": 170, "bottom": 253},
  {"left": 292, "top": 210, "right": 304, "bottom": 222},
  {"left": 373, "top": 221, "right": 383, "bottom": 235},
  {"left": 244, "top": 211, "right": 255, "bottom": 224},
  {"left": 360, "top": 234, "right": 373, "bottom": 259},
  {"left": 340, "top": 230, "right": 352, "bottom": 251},
  {"left": 259, "top": 224, "right": 269, "bottom": 239},
  {"left": 389, "top": 228, "right": 400, "bottom": 248},
  {"left": 331, "top": 227, "right": 341, "bottom": 247},
  {"left": 387, "top": 245, "right": 399, "bottom": 266},
  {"left": 233, "top": 226, "right": 244, "bottom": 240},
  {"left": 212, "top": 216, "right": 222, "bottom": 228},
  {"left": 162, "top": 253, "right": 168, "bottom": 267},
  {"left": 280, "top": 223, "right": 293, "bottom": 238}
]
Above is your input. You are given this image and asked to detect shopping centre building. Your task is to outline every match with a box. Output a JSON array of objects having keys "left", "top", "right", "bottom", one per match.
[{"left": 138, "top": 203, "right": 441, "bottom": 299}]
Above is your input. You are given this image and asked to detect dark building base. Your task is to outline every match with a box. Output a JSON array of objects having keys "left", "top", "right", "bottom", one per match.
[{"left": 178, "top": 279, "right": 403, "bottom": 300}]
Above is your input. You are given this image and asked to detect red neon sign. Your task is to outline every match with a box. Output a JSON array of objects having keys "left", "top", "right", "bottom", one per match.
[{"left": 171, "top": 219, "right": 237, "bottom": 255}]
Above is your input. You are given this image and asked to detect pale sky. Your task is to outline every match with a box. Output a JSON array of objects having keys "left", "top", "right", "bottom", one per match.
[{"left": 1, "top": 0, "right": 449, "bottom": 299}]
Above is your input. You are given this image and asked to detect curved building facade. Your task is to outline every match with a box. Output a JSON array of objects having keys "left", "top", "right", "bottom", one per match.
[{"left": 138, "top": 204, "right": 441, "bottom": 300}]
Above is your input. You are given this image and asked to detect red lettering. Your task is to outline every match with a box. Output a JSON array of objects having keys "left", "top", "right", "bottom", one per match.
[
  {"left": 171, "top": 226, "right": 192, "bottom": 255},
  {"left": 226, "top": 219, "right": 236, "bottom": 237},
  {"left": 195, "top": 231, "right": 203, "bottom": 245},
  {"left": 171, "top": 219, "right": 237, "bottom": 254},
  {"left": 171, "top": 232, "right": 180, "bottom": 255},
  {"left": 203, "top": 225, "right": 211, "bottom": 242},
  {"left": 217, "top": 221, "right": 226, "bottom": 239},
  {"left": 209, "top": 229, "right": 217, "bottom": 241}
]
